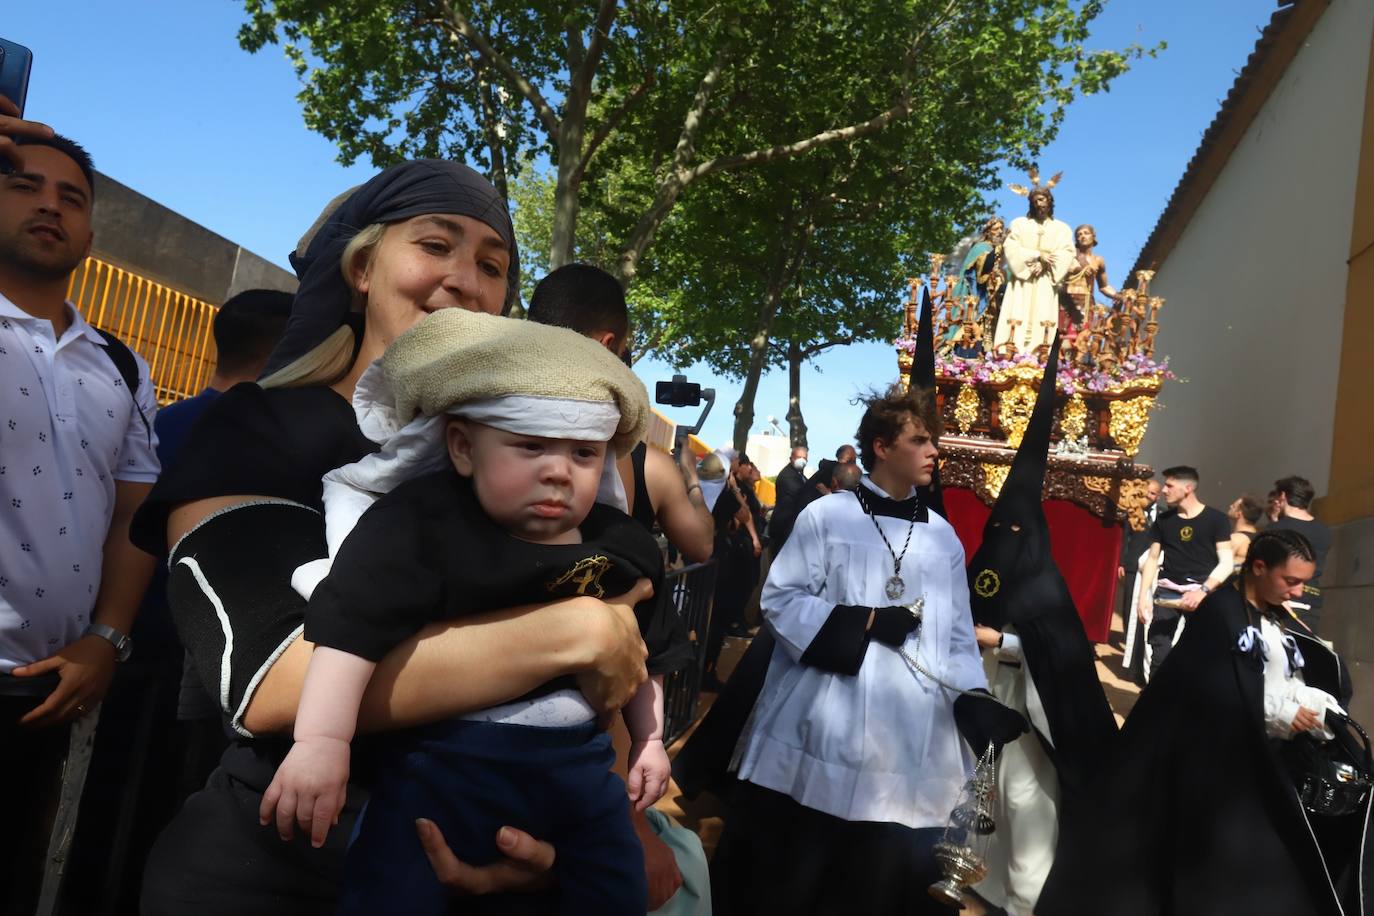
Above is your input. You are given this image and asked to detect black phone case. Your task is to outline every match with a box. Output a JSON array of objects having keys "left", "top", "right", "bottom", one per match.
[{"left": 0, "top": 37, "right": 34, "bottom": 116}]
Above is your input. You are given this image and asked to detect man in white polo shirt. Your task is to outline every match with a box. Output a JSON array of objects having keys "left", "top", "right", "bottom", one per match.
[{"left": 0, "top": 123, "right": 159, "bottom": 906}]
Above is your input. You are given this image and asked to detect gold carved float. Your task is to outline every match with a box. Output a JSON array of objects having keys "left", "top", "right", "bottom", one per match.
[{"left": 897, "top": 258, "right": 1173, "bottom": 530}]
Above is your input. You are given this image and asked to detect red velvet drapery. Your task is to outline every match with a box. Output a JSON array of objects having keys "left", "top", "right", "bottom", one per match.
[{"left": 943, "top": 488, "right": 1121, "bottom": 643}]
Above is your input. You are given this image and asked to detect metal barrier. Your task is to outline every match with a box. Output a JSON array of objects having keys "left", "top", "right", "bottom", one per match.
[
  {"left": 66, "top": 257, "right": 219, "bottom": 406},
  {"left": 660, "top": 560, "right": 718, "bottom": 745}
]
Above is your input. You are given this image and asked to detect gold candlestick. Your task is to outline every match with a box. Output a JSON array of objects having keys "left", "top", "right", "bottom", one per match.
[
  {"left": 905, "top": 277, "right": 920, "bottom": 338},
  {"left": 1135, "top": 269, "right": 1155, "bottom": 300},
  {"left": 928, "top": 252, "right": 947, "bottom": 280},
  {"left": 1005, "top": 319, "right": 1022, "bottom": 355},
  {"left": 1148, "top": 296, "right": 1164, "bottom": 324}
]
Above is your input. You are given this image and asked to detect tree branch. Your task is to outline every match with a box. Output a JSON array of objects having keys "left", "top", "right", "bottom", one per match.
[
  {"left": 573, "top": 0, "right": 619, "bottom": 102},
  {"left": 436, "top": 0, "right": 560, "bottom": 136},
  {"left": 615, "top": 43, "right": 730, "bottom": 282},
  {"left": 801, "top": 333, "right": 858, "bottom": 357},
  {"left": 574, "top": 74, "right": 655, "bottom": 184},
  {"left": 688, "top": 97, "right": 909, "bottom": 183},
  {"left": 684, "top": 0, "right": 960, "bottom": 185},
  {"left": 669, "top": 44, "right": 730, "bottom": 176}
]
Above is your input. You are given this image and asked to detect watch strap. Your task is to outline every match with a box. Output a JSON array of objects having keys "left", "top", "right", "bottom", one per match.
[{"left": 85, "top": 623, "right": 132, "bottom": 662}]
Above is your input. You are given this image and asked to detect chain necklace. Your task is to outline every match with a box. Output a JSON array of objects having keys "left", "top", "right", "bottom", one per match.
[{"left": 854, "top": 483, "right": 921, "bottom": 600}]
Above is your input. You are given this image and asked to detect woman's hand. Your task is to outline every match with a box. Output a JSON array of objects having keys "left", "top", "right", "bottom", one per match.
[
  {"left": 1292, "top": 706, "right": 1323, "bottom": 734},
  {"left": 574, "top": 580, "right": 650, "bottom": 719},
  {"left": 973, "top": 625, "right": 1002, "bottom": 650},
  {"left": 0, "top": 95, "right": 54, "bottom": 173},
  {"left": 418, "top": 820, "right": 555, "bottom": 895},
  {"left": 633, "top": 810, "right": 684, "bottom": 910}
]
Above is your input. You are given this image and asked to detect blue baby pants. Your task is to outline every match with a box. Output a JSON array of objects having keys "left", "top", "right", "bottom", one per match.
[{"left": 337, "top": 718, "right": 646, "bottom": 915}]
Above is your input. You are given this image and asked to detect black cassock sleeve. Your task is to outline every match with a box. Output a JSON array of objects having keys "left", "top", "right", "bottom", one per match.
[{"left": 799, "top": 604, "right": 872, "bottom": 676}]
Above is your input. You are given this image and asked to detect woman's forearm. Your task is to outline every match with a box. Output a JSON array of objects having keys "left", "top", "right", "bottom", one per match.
[
  {"left": 358, "top": 602, "right": 607, "bottom": 733},
  {"left": 246, "top": 598, "right": 610, "bottom": 735}
]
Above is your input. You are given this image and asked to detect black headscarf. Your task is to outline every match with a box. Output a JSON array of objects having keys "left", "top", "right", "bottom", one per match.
[{"left": 262, "top": 159, "right": 519, "bottom": 379}]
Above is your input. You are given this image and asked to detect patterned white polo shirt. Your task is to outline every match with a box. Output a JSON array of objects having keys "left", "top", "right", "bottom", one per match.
[{"left": 0, "top": 294, "right": 159, "bottom": 670}]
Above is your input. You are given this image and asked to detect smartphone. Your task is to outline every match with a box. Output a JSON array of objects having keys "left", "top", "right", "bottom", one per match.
[
  {"left": 0, "top": 37, "right": 34, "bottom": 116},
  {"left": 655, "top": 374, "right": 702, "bottom": 408}
]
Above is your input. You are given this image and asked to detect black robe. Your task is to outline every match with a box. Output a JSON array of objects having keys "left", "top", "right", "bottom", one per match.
[{"left": 1038, "top": 586, "right": 1372, "bottom": 915}]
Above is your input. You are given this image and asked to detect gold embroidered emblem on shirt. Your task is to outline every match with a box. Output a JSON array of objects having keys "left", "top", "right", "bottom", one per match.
[
  {"left": 1180, "top": 525, "right": 1194, "bottom": 542},
  {"left": 548, "top": 555, "right": 612, "bottom": 598},
  {"left": 974, "top": 569, "right": 1001, "bottom": 598}
]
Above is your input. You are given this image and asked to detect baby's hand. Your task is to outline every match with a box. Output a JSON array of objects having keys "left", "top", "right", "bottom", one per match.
[
  {"left": 260, "top": 735, "right": 351, "bottom": 848},
  {"left": 627, "top": 738, "right": 671, "bottom": 811}
]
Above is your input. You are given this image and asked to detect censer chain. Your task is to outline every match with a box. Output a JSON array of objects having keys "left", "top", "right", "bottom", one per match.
[{"left": 899, "top": 616, "right": 1017, "bottom": 711}]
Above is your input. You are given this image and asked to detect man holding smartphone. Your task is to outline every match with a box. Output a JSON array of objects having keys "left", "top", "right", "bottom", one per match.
[
  {"left": 0, "top": 93, "right": 52, "bottom": 172},
  {"left": 0, "top": 103, "right": 161, "bottom": 912}
]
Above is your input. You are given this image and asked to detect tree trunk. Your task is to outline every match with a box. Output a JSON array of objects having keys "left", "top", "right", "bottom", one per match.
[
  {"left": 549, "top": 124, "right": 583, "bottom": 268},
  {"left": 731, "top": 214, "right": 816, "bottom": 451},
  {"left": 786, "top": 337, "right": 808, "bottom": 448},
  {"left": 477, "top": 70, "right": 508, "bottom": 202},
  {"left": 732, "top": 292, "right": 781, "bottom": 451}
]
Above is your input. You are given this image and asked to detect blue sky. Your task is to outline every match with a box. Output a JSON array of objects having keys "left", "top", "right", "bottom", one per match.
[{"left": 8, "top": 0, "right": 1273, "bottom": 468}]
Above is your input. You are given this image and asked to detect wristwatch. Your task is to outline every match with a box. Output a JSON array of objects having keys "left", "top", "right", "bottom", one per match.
[
  {"left": 1200, "top": 584, "right": 1213, "bottom": 594},
  {"left": 85, "top": 623, "right": 133, "bottom": 662}
]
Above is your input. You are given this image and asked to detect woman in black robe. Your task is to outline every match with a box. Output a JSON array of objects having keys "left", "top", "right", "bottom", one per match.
[{"left": 1039, "top": 528, "right": 1371, "bottom": 915}]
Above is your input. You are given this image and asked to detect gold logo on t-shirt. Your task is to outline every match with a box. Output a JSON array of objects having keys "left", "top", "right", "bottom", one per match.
[
  {"left": 974, "top": 569, "right": 1001, "bottom": 598},
  {"left": 1179, "top": 525, "right": 1194, "bottom": 542},
  {"left": 548, "top": 555, "right": 612, "bottom": 598}
]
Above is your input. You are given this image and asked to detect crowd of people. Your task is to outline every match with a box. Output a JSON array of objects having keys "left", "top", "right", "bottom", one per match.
[{"left": 1, "top": 97, "right": 1364, "bottom": 916}]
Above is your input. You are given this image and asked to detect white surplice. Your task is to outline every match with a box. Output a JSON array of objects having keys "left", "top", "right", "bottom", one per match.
[
  {"left": 993, "top": 215, "right": 1074, "bottom": 352},
  {"left": 736, "top": 477, "right": 987, "bottom": 829}
]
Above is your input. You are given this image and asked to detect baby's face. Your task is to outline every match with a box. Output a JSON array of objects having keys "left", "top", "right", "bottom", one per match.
[{"left": 447, "top": 420, "right": 608, "bottom": 545}]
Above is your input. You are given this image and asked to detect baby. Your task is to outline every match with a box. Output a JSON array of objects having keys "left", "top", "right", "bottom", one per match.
[{"left": 264, "top": 308, "right": 691, "bottom": 914}]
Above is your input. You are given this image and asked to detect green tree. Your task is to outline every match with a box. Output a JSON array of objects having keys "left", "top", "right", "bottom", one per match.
[
  {"left": 238, "top": 0, "right": 1153, "bottom": 283},
  {"left": 564, "top": 0, "right": 1156, "bottom": 449}
]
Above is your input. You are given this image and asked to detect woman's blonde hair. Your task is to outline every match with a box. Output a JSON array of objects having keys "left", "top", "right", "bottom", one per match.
[{"left": 259, "top": 223, "right": 389, "bottom": 389}]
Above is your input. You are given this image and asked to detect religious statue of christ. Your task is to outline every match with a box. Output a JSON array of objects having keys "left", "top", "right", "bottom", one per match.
[{"left": 993, "top": 170, "right": 1074, "bottom": 354}]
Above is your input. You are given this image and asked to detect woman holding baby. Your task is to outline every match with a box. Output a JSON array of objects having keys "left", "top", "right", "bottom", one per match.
[{"left": 132, "top": 161, "right": 654, "bottom": 914}]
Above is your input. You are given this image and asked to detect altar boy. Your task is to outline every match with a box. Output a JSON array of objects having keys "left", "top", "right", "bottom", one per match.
[{"left": 710, "top": 383, "right": 1027, "bottom": 916}]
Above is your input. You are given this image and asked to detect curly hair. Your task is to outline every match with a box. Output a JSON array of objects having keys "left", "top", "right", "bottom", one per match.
[{"left": 853, "top": 384, "right": 942, "bottom": 471}]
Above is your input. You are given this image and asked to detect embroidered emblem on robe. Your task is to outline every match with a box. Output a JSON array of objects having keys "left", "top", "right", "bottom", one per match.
[
  {"left": 974, "top": 569, "right": 1001, "bottom": 598},
  {"left": 548, "top": 555, "right": 612, "bottom": 598}
]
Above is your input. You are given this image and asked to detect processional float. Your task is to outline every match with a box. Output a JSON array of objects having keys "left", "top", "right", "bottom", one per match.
[{"left": 894, "top": 169, "right": 1172, "bottom": 642}]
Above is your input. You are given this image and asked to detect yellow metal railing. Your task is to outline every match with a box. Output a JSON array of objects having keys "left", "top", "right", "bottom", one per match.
[{"left": 66, "top": 257, "right": 218, "bottom": 405}]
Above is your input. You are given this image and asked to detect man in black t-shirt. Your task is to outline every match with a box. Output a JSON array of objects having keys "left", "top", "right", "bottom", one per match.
[
  {"left": 1136, "top": 466, "right": 1233, "bottom": 677},
  {"left": 1269, "top": 475, "right": 1332, "bottom": 633}
]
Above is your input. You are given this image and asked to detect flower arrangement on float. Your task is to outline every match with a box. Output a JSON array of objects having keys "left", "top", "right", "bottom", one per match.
[{"left": 886, "top": 344, "right": 1177, "bottom": 396}]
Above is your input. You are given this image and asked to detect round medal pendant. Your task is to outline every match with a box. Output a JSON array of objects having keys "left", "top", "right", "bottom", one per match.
[{"left": 885, "top": 575, "right": 905, "bottom": 600}]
